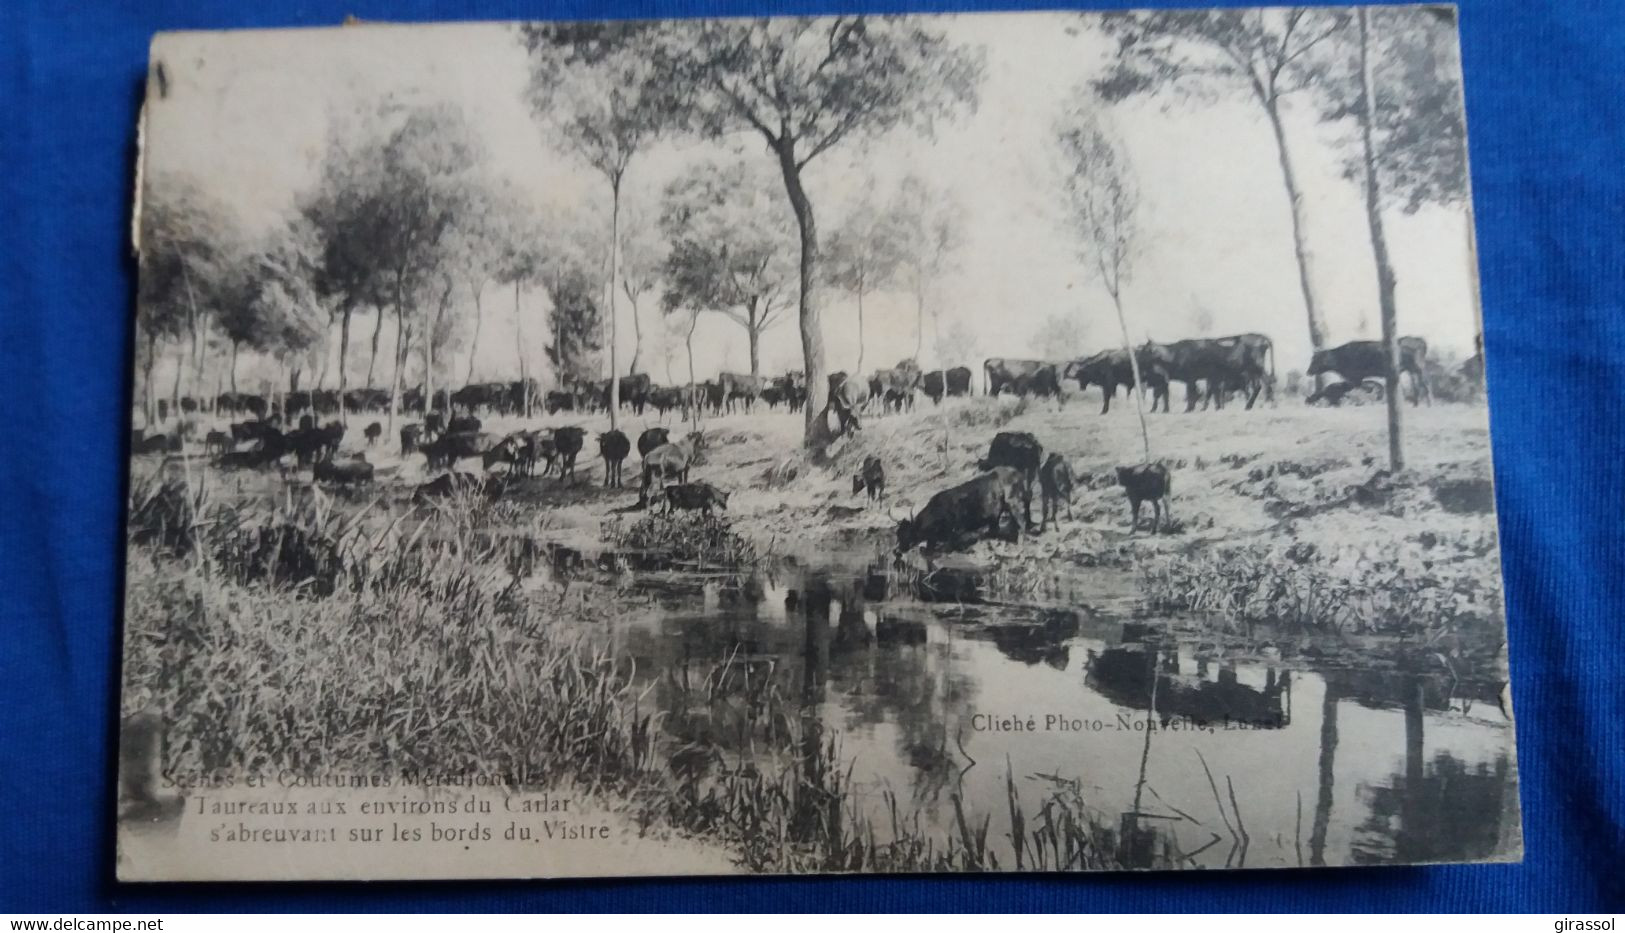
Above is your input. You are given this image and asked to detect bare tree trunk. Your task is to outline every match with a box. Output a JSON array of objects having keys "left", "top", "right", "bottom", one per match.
[
  {"left": 170, "top": 344, "right": 183, "bottom": 422},
  {"left": 626, "top": 287, "right": 643, "bottom": 376},
  {"left": 1112, "top": 290, "right": 1152, "bottom": 463},
  {"left": 855, "top": 284, "right": 866, "bottom": 376},
  {"left": 606, "top": 178, "right": 622, "bottom": 431},
  {"left": 336, "top": 305, "right": 352, "bottom": 424},
  {"left": 1264, "top": 98, "right": 1329, "bottom": 387},
  {"left": 913, "top": 284, "right": 925, "bottom": 362},
  {"left": 366, "top": 307, "right": 384, "bottom": 390},
  {"left": 514, "top": 280, "right": 531, "bottom": 418},
  {"left": 387, "top": 272, "right": 405, "bottom": 430},
  {"left": 465, "top": 278, "right": 483, "bottom": 387},
  {"left": 685, "top": 312, "right": 700, "bottom": 425},
  {"left": 1357, "top": 7, "right": 1404, "bottom": 471},
  {"left": 773, "top": 141, "right": 827, "bottom": 445},
  {"left": 229, "top": 339, "right": 239, "bottom": 394},
  {"left": 747, "top": 304, "right": 762, "bottom": 377}
]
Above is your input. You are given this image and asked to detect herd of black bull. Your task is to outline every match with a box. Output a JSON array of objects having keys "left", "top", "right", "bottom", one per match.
[
  {"left": 983, "top": 335, "right": 1435, "bottom": 413},
  {"left": 888, "top": 431, "right": 1172, "bottom": 553},
  {"left": 164, "top": 336, "right": 1434, "bottom": 435}
]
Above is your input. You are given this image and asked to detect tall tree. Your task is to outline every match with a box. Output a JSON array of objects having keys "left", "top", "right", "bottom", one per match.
[
  {"left": 1319, "top": 6, "right": 1468, "bottom": 468},
  {"left": 302, "top": 100, "right": 487, "bottom": 429},
  {"left": 137, "top": 172, "right": 239, "bottom": 422},
  {"left": 522, "top": 24, "right": 688, "bottom": 430},
  {"left": 824, "top": 178, "right": 903, "bottom": 376},
  {"left": 1055, "top": 107, "right": 1152, "bottom": 461},
  {"left": 1093, "top": 8, "right": 1350, "bottom": 375},
  {"left": 658, "top": 158, "right": 797, "bottom": 376},
  {"left": 1353, "top": 6, "right": 1403, "bottom": 471},
  {"left": 671, "top": 16, "right": 984, "bottom": 444},
  {"left": 889, "top": 174, "right": 963, "bottom": 362}
]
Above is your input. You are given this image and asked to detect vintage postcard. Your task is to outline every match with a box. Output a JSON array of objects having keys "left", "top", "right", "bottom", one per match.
[{"left": 119, "top": 6, "right": 1519, "bottom": 880}]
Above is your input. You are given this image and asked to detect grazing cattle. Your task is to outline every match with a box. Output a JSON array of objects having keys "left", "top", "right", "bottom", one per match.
[
  {"left": 852, "top": 455, "right": 885, "bottom": 501},
  {"left": 1146, "top": 334, "right": 1276, "bottom": 411},
  {"left": 868, "top": 360, "right": 923, "bottom": 412},
  {"left": 663, "top": 482, "right": 729, "bottom": 515},
  {"left": 718, "top": 372, "right": 765, "bottom": 414},
  {"left": 983, "top": 358, "right": 1063, "bottom": 402},
  {"left": 977, "top": 431, "right": 1043, "bottom": 526},
  {"left": 1306, "top": 337, "right": 1431, "bottom": 406},
  {"left": 363, "top": 422, "right": 382, "bottom": 445},
  {"left": 400, "top": 423, "right": 425, "bottom": 456},
  {"left": 895, "top": 467, "right": 1030, "bottom": 552},
  {"left": 773, "top": 372, "right": 807, "bottom": 412},
  {"left": 618, "top": 374, "right": 652, "bottom": 415},
  {"left": 446, "top": 414, "right": 481, "bottom": 434},
  {"left": 230, "top": 420, "right": 279, "bottom": 445},
  {"left": 413, "top": 471, "right": 504, "bottom": 503},
  {"left": 825, "top": 372, "right": 864, "bottom": 435},
  {"left": 216, "top": 431, "right": 287, "bottom": 470},
  {"left": 639, "top": 432, "right": 706, "bottom": 504},
  {"left": 1038, "top": 453, "right": 1076, "bottom": 531},
  {"left": 649, "top": 385, "right": 684, "bottom": 418},
  {"left": 288, "top": 421, "right": 344, "bottom": 467},
  {"left": 424, "top": 411, "right": 445, "bottom": 437},
  {"left": 204, "top": 430, "right": 231, "bottom": 456},
  {"left": 1063, "top": 349, "right": 1168, "bottom": 414},
  {"left": 922, "top": 370, "right": 946, "bottom": 405},
  {"left": 1117, "top": 463, "right": 1172, "bottom": 534},
  {"left": 421, "top": 431, "right": 495, "bottom": 471},
  {"left": 945, "top": 365, "right": 973, "bottom": 398},
  {"left": 482, "top": 434, "right": 525, "bottom": 473},
  {"left": 544, "top": 390, "right": 575, "bottom": 414},
  {"left": 312, "top": 454, "right": 374, "bottom": 486},
  {"left": 552, "top": 426, "right": 587, "bottom": 481},
  {"left": 637, "top": 427, "right": 671, "bottom": 460},
  {"left": 598, "top": 430, "right": 631, "bottom": 487}
]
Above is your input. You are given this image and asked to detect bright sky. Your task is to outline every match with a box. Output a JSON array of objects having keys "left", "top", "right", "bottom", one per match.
[{"left": 142, "top": 12, "right": 1483, "bottom": 393}]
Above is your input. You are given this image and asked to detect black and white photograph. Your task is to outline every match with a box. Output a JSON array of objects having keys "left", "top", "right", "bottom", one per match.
[{"left": 117, "top": 6, "right": 1519, "bottom": 880}]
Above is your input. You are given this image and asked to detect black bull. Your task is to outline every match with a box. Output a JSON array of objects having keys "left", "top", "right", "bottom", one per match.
[
  {"left": 896, "top": 467, "right": 1031, "bottom": 552},
  {"left": 983, "top": 358, "right": 1063, "bottom": 400},
  {"left": 1307, "top": 337, "right": 1431, "bottom": 406},
  {"left": 1146, "top": 334, "right": 1276, "bottom": 411}
]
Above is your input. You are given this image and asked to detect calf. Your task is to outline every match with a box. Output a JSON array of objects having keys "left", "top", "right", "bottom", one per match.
[
  {"left": 896, "top": 467, "right": 1030, "bottom": 552},
  {"left": 421, "top": 431, "right": 495, "bottom": 471},
  {"left": 598, "top": 429, "right": 631, "bottom": 487},
  {"left": 400, "top": 423, "right": 424, "bottom": 456},
  {"left": 1116, "top": 463, "right": 1171, "bottom": 534},
  {"left": 204, "top": 430, "right": 231, "bottom": 456},
  {"left": 552, "top": 426, "right": 587, "bottom": 482},
  {"left": 363, "top": 421, "right": 382, "bottom": 446},
  {"left": 1038, "top": 453, "right": 1076, "bottom": 531},
  {"left": 312, "top": 454, "right": 374, "bottom": 486},
  {"left": 639, "top": 432, "right": 706, "bottom": 505},
  {"left": 663, "top": 482, "right": 729, "bottom": 515},
  {"left": 977, "top": 431, "right": 1043, "bottom": 527},
  {"left": 852, "top": 455, "right": 885, "bottom": 501}
]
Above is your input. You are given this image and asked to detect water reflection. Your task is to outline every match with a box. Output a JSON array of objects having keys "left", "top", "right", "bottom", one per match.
[{"left": 526, "top": 538, "right": 1516, "bottom": 868}]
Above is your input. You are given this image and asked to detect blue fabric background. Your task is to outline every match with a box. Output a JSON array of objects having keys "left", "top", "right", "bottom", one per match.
[{"left": 1, "top": 0, "right": 1621, "bottom": 913}]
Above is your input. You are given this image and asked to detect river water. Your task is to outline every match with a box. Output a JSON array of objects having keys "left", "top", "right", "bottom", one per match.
[{"left": 525, "top": 534, "right": 1518, "bottom": 870}]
